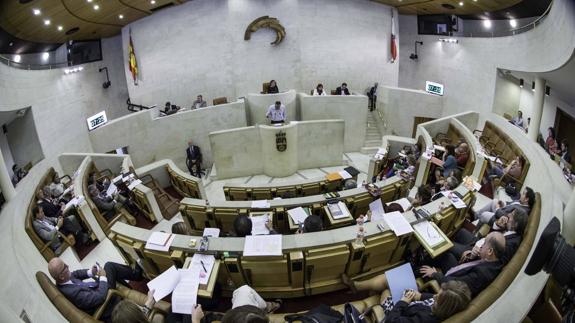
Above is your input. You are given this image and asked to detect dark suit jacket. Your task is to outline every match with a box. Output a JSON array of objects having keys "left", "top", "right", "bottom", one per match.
[
  {"left": 335, "top": 87, "right": 350, "bottom": 95},
  {"left": 186, "top": 145, "right": 202, "bottom": 164},
  {"left": 58, "top": 269, "right": 108, "bottom": 314},
  {"left": 267, "top": 86, "right": 279, "bottom": 94},
  {"left": 490, "top": 202, "right": 530, "bottom": 226},
  {"left": 38, "top": 198, "right": 62, "bottom": 218},
  {"left": 33, "top": 217, "right": 60, "bottom": 249},
  {"left": 431, "top": 260, "right": 502, "bottom": 297},
  {"left": 502, "top": 233, "right": 522, "bottom": 264},
  {"left": 384, "top": 293, "right": 439, "bottom": 323}
]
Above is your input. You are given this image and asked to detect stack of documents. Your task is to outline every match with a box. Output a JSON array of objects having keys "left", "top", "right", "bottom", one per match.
[
  {"left": 145, "top": 232, "right": 175, "bottom": 252},
  {"left": 147, "top": 265, "right": 200, "bottom": 314},
  {"left": 202, "top": 228, "right": 220, "bottom": 237},
  {"left": 105, "top": 183, "right": 118, "bottom": 197},
  {"left": 190, "top": 254, "right": 215, "bottom": 285},
  {"left": 287, "top": 207, "right": 309, "bottom": 225},
  {"left": 328, "top": 201, "right": 349, "bottom": 220},
  {"left": 383, "top": 211, "right": 413, "bottom": 236},
  {"left": 250, "top": 214, "right": 271, "bottom": 235},
  {"left": 441, "top": 191, "right": 467, "bottom": 209},
  {"left": 369, "top": 199, "right": 386, "bottom": 223},
  {"left": 243, "top": 235, "right": 282, "bottom": 256},
  {"left": 251, "top": 200, "right": 270, "bottom": 209},
  {"left": 128, "top": 179, "right": 143, "bottom": 191},
  {"left": 338, "top": 170, "right": 352, "bottom": 180},
  {"left": 413, "top": 221, "right": 445, "bottom": 248}
]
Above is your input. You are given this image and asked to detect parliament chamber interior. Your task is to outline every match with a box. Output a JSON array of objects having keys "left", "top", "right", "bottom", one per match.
[{"left": 0, "top": 0, "right": 574, "bottom": 322}]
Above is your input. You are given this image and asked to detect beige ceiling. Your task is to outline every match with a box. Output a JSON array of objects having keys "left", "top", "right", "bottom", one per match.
[{"left": 1, "top": 0, "right": 522, "bottom": 44}]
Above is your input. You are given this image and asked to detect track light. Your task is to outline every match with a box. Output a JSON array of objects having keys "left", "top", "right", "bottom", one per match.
[
  {"left": 546, "top": 86, "right": 550, "bottom": 96},
  {"left": 99, "top": 67, "right": 111, "bottom": 89},
  {"left": 519, "top": 79, "right": 524, "bottom": 88},
  {"left": 532, "top": 81, "right": 535, "bottom": 91},
  {"left": 439, "top": 38, "right": 458, "bottom": 43},
  {"left": 410, "top": 41, "right": 423, "bottom": 60}
]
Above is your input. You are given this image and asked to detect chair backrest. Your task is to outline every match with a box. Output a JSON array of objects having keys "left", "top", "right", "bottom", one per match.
[
  {"left": 301, "top": 182, "right": 321, "bottom": 196},
  {"left": 166, "top": 165, "right": 201, "bottom": 198},
  {"left": 142, "top": 249, "right": 186, "bottom": 278},
  {"left": 212, "top": 97, "right": 228, "bottom": 106},
  {"left": 180, "top": 204, "right": 213, "bottom": 230},
  {"left": 305, "top": 244, "right": 350, "bottom": 294},
  {"left": 351, "top": 193, "right": 375, "bottom": 217},
  {"left": 214, "top": 208, "right": 242, "bottom": 233},
  {"left": 36, "top": 271, "right": 100, "bottom": 323},
  {"left": 444, "top": 193, "right": 541, "bottom": 322},
  {"left": 131, "top": 187, "right": 155, "bottom": 222},
  {"left": 241, "top": 255, "right": 291, "bottom": 288},
  {"left": 262, "top": 82, "right": 270, "bottom": 94},
  {"left": 361, "top": 232, "right": 407, "bottom": 274}
]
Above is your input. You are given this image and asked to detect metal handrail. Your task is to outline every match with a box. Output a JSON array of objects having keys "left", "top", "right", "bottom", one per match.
[
  {"left": 452, "top": 0, "right": 553, "bottom": 38},
  {"left": 0, "top": 55, "right": 69, "bottom": 70}
]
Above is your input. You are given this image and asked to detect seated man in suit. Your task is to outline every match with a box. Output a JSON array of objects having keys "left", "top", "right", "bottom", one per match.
[
  {"left": 37, "top": 188, "right": 66, "bottom": 218},
  {"left": 407, "top": 185, "right": 433, "bottom": 210},
  {"left": 231, "top": 215, "right": 277, "bottom": 237},
  {"left": 186, "top": 139, "right": 203, "bottom": 175},
  {"left": 50, "top": 172, "right": 74, "bottom": 203},
  {"left": 335, "top": 82, "right": 350, "bottom": 95},
  {"left": 88, "top": 184, "right": 126, "bottom": 221},
  {"left": 442, "top": 208, "right": 527, "bottom": 267},
  {"left": 32, "top": 206, "right": 90, "bottom": 249},
  {"left": 191, "top": 95, "right": 208, "bottom": 109},
  {"left": 474, "top": 186, "right": 534, "bottom": 226},
  {"left": 48, "top": 257, "right": 144, "bottom": 321},
  {"left": 296, "top": 215, "right": 323, "bottom": 234},
  {"left": 11, "top": 163, "right": 28, "bottom": 186},
  {"left": 342, "top": 232, "right": 506, "bottom": 297}
]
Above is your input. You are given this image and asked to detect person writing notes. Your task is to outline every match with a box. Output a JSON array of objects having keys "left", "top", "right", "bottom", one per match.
[{"left": 265, "top": 101, "right": 286, "bottom": 124}]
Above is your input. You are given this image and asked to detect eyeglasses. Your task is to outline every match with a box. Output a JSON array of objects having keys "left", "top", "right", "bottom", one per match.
[{"left": 58, "top": 264, "right": 69, "bottom": 278}]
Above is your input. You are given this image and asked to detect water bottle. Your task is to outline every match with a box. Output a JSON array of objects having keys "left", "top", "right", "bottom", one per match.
[{"left": 355, "top": 215, "right": 365, "bottom": 244}]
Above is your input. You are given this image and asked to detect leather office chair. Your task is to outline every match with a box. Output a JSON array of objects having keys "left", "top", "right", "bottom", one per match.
[{"left": 212, "top": 97, "right": 228, "bottom": 106}]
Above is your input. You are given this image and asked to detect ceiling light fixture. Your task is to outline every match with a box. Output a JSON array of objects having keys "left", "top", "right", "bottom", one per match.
[
  {"left": 42, "top": 52, "right": 50, "bottom": 61},
  {"left": 483, "top": 20, "right": 492, "bottom": 28},
  {"left": 439, "top": 38, "right": 459, "bottom": 43},
  {"left": 532, "top": 81, "right": 535, "bottom": 91},
  {"left": 94, "top": 4, "right": 99, "bottom": 10},
  {"left": 519, "top": 79, "right": 524, "bottom": 88},
  {"left": 44, "top": 19, "right": 51, "bottom": 26},
  {"left": 459, "top": 1, "right": 464, "bottom": 6},
  {"left": 14, "top": 55, "right": 21, "bottom": 63},
  {"left": 119, "top": 14, "right": 124, "bottom": 19},
  {"left": 87, "top": 0, "right": 93, "bottom": 2},
  {"left": 151, "top": 0, "right": 156, "bottom": 4},
  {"left": 509, "top": 19, "right": 517, "bottom": 28},
  {"left": 64, "top": 66, "right": 84, "bottom": 74},
  {"left": 33, "top": 8, "right": 41, "bottom": 15},
  {"left": 57, "top": 25, "right": 63, "bottom": 31}
]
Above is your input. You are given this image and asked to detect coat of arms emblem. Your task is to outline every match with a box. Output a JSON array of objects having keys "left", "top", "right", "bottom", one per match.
[{"left": 276, "top": 131, "right": 287, "bottom": 152}]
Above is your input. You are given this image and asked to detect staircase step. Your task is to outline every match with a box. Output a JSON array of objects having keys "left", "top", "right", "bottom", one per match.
[
  {"left": 364, "top": 140, "right": 382, "bottom": 147},
  {"left": 361, "top": 146, "right": 381, "bottom": 154}
]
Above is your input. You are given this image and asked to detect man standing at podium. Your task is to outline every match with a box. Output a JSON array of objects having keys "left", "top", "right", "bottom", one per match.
[
  {"left": 186, "top": 140, "right": 202, "bottom": 176},
  {"left": 265, "top": 101, "right": 286, "bottom": 124}
]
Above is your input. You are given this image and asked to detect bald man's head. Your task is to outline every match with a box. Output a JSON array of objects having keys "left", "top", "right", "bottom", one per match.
[
  {"left": 48, "top": 257, "right": 70, "bottom": 284},
  {"left": 482, "top": 232, "right": 506, "bottom": 261}
]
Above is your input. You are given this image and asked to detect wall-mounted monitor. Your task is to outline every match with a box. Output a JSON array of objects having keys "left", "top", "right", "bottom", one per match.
[
  {"left": 425, "top": 81, "right": 444, "bottom": 96},
  {"left": 87, "top": 111, "right": 108, "bottom": 131}
]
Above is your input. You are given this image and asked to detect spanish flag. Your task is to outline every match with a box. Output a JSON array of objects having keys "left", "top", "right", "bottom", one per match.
[
  {"left": 390, "top": 11, "right": 397, "bottom": 63},
  {"left": 128, "top": 29, "right": 138, "bottom": 85}
]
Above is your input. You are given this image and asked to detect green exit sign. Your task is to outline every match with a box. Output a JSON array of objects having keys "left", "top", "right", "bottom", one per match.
[{"left": 426, "top": 81, "right": 444, "bottom": 96}]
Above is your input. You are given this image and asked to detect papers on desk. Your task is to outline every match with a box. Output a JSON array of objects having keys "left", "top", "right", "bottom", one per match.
[
  {"left": 172, "top": 268, "right": 200, "bottom": 314},
  {"left": 288, "top": 207, "right": 309, "bottom": 225},
  {"left": 145, "top": 232, "right": 175, "bottom": 252},
  {"left": 385, "top": 263, "right": 418, "bottom": 303},
  {"left": 147, "top": 265, "right": 181, "bottom": 301},
  {"left": 387, "top": 198, "right": 412, "bottom": 212},
  {"left": 433, "top": 145, "right": 446, "bottom": 152},
  {"left": 383, "top": 211, "right": 413, "bottom": 236},
  {"left": 64, "top": 196, "right": 85, "bottom": 211},
  {"left": 462, "top": 176, "right": 481, "bottom": 192},
  {"left": 338, "top": 170, "right": 352, "bottom": 180},
  {"left": 477, "top": 150, "right": 503, "bottom": 164},
  {"left": 413, "top": 221, "right": 445, "bottom": 248},
  {"left": 202, "top": 228, "right": 220, "bottom": 237},
  {"left": 112, "top": 174, "right": 123, "bottom": 183},
  {"left": 105, "top": 183, "right": 117, "bottom": 197},
  {"left": 127, "top": 179, "right": 142, "bottom": 191},
  {"left": 374, "top": 148, "right": 387, "bottom": 160},
  {"left": 326, "top": 172, "right": 343, "bottom": 181},
  {"left": 251, "top": 200, "right": 270, "bottom": 209},
  {"left": 250, "top": 213, "right": 271, "bottom": 235},
  {"left": 369, "top": 199, "right": 386, "bottom": 223},
  {"left": 190, "top": 254, "right": 215, "bottom": 285},
  {"left": 243, "top": 234, "right": 282, "bottom": 256},
  {"left": 328, "top": 201, "right": 349, "bottom": 220},
  {"left": 441, "top": 191, "right": 467, "bottom": 209}
]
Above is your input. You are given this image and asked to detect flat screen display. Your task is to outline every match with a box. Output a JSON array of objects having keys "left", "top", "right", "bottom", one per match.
[
  {"left": 425, "top": 81, "right": 444, "bottom": 96},
  {"left": 87, "top": 111, "right": 108, "bottom": 130}
]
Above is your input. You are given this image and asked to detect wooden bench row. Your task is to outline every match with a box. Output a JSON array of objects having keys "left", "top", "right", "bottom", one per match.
[
  {"left": 166, "top": 164, "right": 202, "bottom": 199},
  {"left": 223, "top": 177, "right": 346, "bottom": 201}
]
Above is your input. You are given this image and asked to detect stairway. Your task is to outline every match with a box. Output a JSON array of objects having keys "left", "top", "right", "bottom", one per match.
[{"left": 361, "top": 112, "right": 383, "bottom": 154}]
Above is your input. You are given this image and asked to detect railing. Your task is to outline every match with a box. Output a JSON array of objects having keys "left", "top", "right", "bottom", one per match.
[
  {"left": 127, "top": 99, "right": 154, "bottom": 112},
  {"left": 450, "top": 0, "right": 553, "bottom": 38},
  {"left": 0, "top": 55, "right": 69, "bottom": 70}
]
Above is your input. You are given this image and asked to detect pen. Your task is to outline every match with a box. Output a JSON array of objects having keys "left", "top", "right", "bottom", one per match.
[{"left": 200, "top": 260, "right": 207, "bottom": 273}]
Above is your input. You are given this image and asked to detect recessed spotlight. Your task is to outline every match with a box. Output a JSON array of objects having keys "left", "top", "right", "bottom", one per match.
[
  {"left": 93, "top": 4, "right": 99, "bottom": 10},
  {"left": 9, "top": 42, "right": 14, "bottom": 47},
  {"left": 151, "top": 0, "right": 156, "bottom": 4},
  {"left": 509, "top": 19, "right": 517, "bottom": 28},
  {"left": 42, "top": 52, "right": 50, "bottom": 61},
  {"left": 44, "top": 19, "right": 51, "bottom": 26},
  {"left": 483, "top": 20, "right": 492, "bottom": 28},
  {"left": 14, "top": 55, "right": 21, "bottom": 63},
  {"left": 57, "top": 25, "right": 63, "bottom": 31},
  {"left": 87, "top": 0, "right": 92, "bottom": 2},
  {"left": 119, "top": 14, "right": 124, "bottom": 19},
  {"left": 459, "top": 1, "right": 464, "bottom": 6},
  {"left": 33, "top": 8, "right": 41, "bottom": 15}
]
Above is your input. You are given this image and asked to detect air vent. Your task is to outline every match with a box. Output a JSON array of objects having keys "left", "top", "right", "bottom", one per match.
[
  {"left": 66, "top": 27, "right": 80, "bottom": 35},
  {"left": 442, "top": 3, "right": 456, "bottom": 9},
  {"left": 150, "top": 2, "right": 175, "bottom": 12}
]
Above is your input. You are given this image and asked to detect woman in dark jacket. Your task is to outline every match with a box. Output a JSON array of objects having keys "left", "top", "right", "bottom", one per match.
[
  {"left": 384, "top": 281, "right": 471, "bottom": 323},
  {"left": 267, "top": 80, "right": 279, "bottom": 94}
]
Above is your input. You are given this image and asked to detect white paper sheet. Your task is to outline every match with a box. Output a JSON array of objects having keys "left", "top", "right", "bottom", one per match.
[
  {"left": 145, "top": 233, "right": 175, "bottom": 252},
  {"left": 112, "top": 175, "right": 123, "bottom": 183},
  {"left": 383, "top": 211, "right": 414, "bottom": 236},
  {"left": 243, "top": 235, "right": 282, "bottom": 256},
  {"left": 64, "top": 196, "right": 84, "bottom": 211},
  {"left": 338, "top": 170, "right": 352, "bottom": 179},
  {"left": 433, "top": 145, "right": 446, "bottom": 152},
  {"left": 147, "top": 265, "right": 180, "bottom": 301},
  {"left": 387, "top": 198, "right": 412, "bottom": 212},
  {"left": 105, "top": 183, "right": 117, "bottom": 197},
  {"left": 190, "top": 254, "right": 216, "bottom": 285},
  {"left": 172, "top": 268, "right": 200, "bottom": 314},
  {"left": 413, "top": 221, "right": 445, "bottom": 248},
  {"left": 369, "top": 199, "right": 385, "bottom": 221},
  {"left": 251, "top": 200, "right": 270, "bottom": 209},
  {"left": 250, "top": 214, "right": 270, "bottom": 235},
  {"left": 328, "top": 201, "right": 350, "bottom": 220},
  {"left": 440, "top": 191, "right": 467, "bottom": 209},
  {"left": 202, "top": 228, "right": 220, "bottom": 237},
  {"left": 127, "top": 179, "right": 143, "bottom": 191},
  {"left": 287, "top": 207, "right": 309, "bottom": 225}
]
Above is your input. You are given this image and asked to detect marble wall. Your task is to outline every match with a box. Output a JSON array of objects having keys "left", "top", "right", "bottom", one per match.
[{"left": 121, "top": 0, "right": 399, "bottom": 109}]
